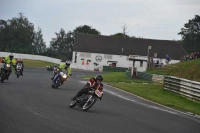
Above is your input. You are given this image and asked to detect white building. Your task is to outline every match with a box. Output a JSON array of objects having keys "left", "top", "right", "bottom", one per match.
[{"left": 72, "top": 34, "right": 187, "bottom": 72}]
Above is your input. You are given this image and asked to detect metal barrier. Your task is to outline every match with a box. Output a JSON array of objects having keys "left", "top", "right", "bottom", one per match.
[
  {"left": 137, "top": 72, "right": 153, "bottom": 81},
  {"left": 163, "top": 76, "right": 200, "bottom": 102}
]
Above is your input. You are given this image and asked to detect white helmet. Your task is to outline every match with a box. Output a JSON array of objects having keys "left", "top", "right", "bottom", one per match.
[{"left": 65, "top": 61, "right": 71, "bottom": 66}]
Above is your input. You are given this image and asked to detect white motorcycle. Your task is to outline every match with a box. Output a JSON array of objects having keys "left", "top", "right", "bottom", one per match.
[{"left": 16, "top": 63, "right": 23, "bottom": 78}]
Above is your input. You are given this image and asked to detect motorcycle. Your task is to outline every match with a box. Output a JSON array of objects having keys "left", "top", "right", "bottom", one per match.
[
  {"left": 69, "top": 88, "right": 102, "bottom": 111},
  {"left": 46, "top": 65, "right": 53, "bottom": 71},
  {"left": 1, "top": 63, "right": 12, "bottom": 83},
  {"left": 52, "top": 71, "right": 68, "bottom": 89},
  {"left": 16, "top": 63, "right": 23, "bottom": 78}
]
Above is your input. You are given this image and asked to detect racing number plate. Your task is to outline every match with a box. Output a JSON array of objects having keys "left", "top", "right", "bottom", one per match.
[{"left": 95, "top": 90, "right": 102, "bottom": 97}]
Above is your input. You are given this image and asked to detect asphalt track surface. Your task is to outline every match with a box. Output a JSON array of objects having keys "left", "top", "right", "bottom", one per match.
[{"left": 0, "top": 67, "right": 200, "bottom": 133}]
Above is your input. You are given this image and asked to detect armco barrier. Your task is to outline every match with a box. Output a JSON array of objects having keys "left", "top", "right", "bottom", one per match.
[
  {"left": 137, "top": 72, "right": 153, "bottom": 81},
  {"left": 163, "top": 76, "right": 200, "bottom": 102}
]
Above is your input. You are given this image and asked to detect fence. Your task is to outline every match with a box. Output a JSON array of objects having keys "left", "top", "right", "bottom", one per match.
[{"left": 163, "top": 76, "right": 200, "bottom": 102}]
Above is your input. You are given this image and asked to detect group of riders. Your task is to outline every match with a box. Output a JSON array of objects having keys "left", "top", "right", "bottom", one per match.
[
  {"left": 1, "top": 53, "right": 104, "bottom": 104},
  {"left": 0, "top": 54, "right": 24, "bottom": 77}
]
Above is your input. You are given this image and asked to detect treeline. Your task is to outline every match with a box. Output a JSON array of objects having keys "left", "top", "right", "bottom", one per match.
[{"left": 0, "top": 13, "right": 100, "bottom": 60}]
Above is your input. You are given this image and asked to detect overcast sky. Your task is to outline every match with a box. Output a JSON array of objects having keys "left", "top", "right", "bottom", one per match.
[{"left": 0, "top": 0, "right": 200, "bottom": 46}]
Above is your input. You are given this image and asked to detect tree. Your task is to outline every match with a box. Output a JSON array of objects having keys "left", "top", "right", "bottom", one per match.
[
  {"left": 0, "top": 13, "right": 35, "bottom": 53},
  {"left": 33, "top": 27, "right": 46, "bottom": 54},
  {"left": 178, "top": 15, "right": 200, "bottom": 53},
  {"left": 121, "top": 24, "right": 128, "bottom": 37},
  {"left": 110, "top": 33, "right": 130, "bottom": 37},
  {"left": 73, "top": 25, "right": 101, "bottom": 35},
  {"left": 50, "top": 28, "right": 70, "bottom": 60}
]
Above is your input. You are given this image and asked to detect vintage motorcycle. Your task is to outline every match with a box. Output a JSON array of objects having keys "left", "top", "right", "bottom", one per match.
[
  {"left": 51, "top": 71, "right": 68, "bottom": 89},
  {"left": 16, "top": 63, "right": 23, "bottom": 78},
  {"left": 69, "top": 89, "right": 102, "bottom": 111},
  {"left": 1, "top": 63, "right": 12, "bottom": 83}
]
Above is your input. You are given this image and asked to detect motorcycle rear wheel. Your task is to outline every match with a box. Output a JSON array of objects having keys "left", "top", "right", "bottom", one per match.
[{"left": 69, "top": 100, "right": 76, "bottom": 108}]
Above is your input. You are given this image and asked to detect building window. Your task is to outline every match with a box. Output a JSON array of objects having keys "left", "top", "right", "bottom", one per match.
[
  {"left": 104, "top": 54, "right": 112, "bottom": 59},
  {"left": 80, "top": 52, "right": 91, "bottom": 58}
]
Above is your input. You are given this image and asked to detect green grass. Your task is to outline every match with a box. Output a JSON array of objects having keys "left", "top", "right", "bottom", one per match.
[
  {"left": 110, "top": 83, "right": 200, "bottom": 115},
  {"left": 23, "top": 59, "right": 58, "bottom": 67},
  {"left": 146, "top": 68, "right": 167, "bottom": 75},
  {"left": 146, "top": 59, "right": 200, "bottom": 82},
  {"left": 167, "top": 59, "right": 200, "bottom": 82}
]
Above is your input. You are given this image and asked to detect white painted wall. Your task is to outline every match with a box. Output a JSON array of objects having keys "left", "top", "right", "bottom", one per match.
[
  {"left": 72, "top": 51, "right": 149, "bottom": 72},
  {"left": 72, "top": 51, "right": 181, "bottom": 72}
]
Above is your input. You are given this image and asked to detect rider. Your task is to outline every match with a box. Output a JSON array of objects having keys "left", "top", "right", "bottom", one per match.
[
  {"left": 71, "top": 74, "right": 104, "bottom": 101},
  {"left": 16, "top": 58, "right": 24, "bottom": 75},
  {"left": 1, "top": 54, "right": 16, "bottom": 74},
  {"left": 52, "top": 61, "right": 72, "bottom": 85},
  {"left": 1, "top": 54, "right": 16, "bottom": 77},
  {"left": 0, "top": 57, "right": 5, "bottom": 76}
]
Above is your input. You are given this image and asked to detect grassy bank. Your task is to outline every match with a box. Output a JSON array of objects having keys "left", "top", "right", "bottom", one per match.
[
  {"left": 82, "top": 72, "right": 200, "bottom": 115},
  {"left": 146, "top": 59, "right": 200, "bottom": 82}
]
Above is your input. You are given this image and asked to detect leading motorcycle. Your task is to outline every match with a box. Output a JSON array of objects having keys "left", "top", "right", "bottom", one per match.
[
  {"left": 69, "top": 88, "right": 102, "bottom": 111},
  {"left": 1, "top": 63, "right": 12, "bottom": 83}
]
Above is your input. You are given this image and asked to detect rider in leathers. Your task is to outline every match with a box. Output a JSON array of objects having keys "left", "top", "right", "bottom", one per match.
[{"left": 72, "top": 74, "right": 104, "bottom": 101}]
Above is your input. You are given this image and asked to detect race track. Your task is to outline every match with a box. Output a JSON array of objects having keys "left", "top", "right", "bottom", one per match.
[{"left": 0, "top": 67, "right": 200, "bottom": 133}]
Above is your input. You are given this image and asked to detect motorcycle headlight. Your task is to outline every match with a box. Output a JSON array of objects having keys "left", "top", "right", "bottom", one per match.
[
  {"left": 6, "top": 64, "right": 10, "bottom": 67},
  {"left": 62, "top": 74, "right": 67, "bottom": 79}
]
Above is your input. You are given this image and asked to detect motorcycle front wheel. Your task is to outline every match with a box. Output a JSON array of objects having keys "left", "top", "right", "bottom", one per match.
[
  {"left": 82, "top": 97, "right": 97, "bottom": 111},
  {"left": 55, "top": 78, "right": 62, "bottom": 89},
  {"left": 1, "top": 73, "right": 5, "bottom": 83}
]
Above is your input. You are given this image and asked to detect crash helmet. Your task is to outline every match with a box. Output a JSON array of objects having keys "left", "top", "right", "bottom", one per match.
[
  {"left": 65, "top": 61, "right": 71, "bottom": 67},
  {"left": 95, "top": 74, "right": 103, "bottom": 81},
  {"left": 9, "top": 53, "right": 14, "bottom": 59}
]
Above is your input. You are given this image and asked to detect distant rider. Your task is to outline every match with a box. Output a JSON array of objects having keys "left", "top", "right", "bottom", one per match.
[{"left": 16, "top": 58, "right": 24, "bottom": 75}]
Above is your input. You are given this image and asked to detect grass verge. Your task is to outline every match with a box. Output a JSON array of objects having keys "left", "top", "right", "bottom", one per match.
[
  {"left": 23, "top": 59, "right": 56, "bottom": 67},
  {"left": 110, "top": 83, "right": 200, "bottom": 115}
]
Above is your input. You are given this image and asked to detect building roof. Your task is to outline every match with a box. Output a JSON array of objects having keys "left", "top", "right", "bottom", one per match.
[{"left": 74, "top": 33, "right": 187, "bottom": 60}]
